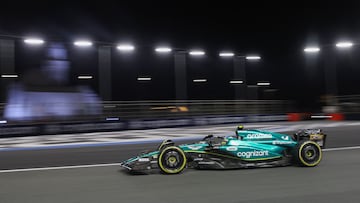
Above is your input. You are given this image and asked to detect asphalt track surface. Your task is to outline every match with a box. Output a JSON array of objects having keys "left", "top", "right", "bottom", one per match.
[{"left": 1, "top": 122, "right": 360, "bottom": 202}]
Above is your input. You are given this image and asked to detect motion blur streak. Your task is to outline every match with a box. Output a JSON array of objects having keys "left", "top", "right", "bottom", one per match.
[
  {"left": 1, "top": 146, "right": 359, "bottom": 173},
  {"left": 0, "top": 163, "right": 121, "bottom": 173},
  {"left": 323, "top": 146, "right": 360, "bottom": 151},
  {"left": 3, "top": 42, "right": 101, "bottom": 121}
]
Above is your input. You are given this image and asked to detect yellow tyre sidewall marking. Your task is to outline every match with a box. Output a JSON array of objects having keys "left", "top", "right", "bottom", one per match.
[
  {"left": 298, "top": 141, "right": 322, "bottom": 166},
  {"left": 158, "top": 146, "right": 187, "bottom": 174}
]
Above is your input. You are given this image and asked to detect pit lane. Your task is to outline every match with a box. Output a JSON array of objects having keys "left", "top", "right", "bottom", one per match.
[{"left": 0, "top": 122, "right": 360, "bottom": 202}]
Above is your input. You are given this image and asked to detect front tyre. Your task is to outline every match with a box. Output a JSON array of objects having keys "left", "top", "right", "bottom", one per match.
[
  {"left": 158, "top": 146, "right": 187, "bottom": 174},
  {"left": 294, "top": 140, "right": 322, "bottom": 167}
]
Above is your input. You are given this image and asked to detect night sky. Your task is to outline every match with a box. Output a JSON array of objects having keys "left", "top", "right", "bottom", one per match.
[{"left": 1, "top": 2, "right": 360, "bottom": 109}]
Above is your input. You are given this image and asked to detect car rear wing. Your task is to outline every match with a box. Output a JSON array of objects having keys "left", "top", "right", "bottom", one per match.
[{"left": 293, "top": 129, "right": 326, "bottom": 148}]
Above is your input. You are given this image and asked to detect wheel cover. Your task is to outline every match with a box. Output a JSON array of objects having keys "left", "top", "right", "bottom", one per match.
[
  {"left": 166, "top": 153, "right": 179, "bottom": 166},
  {"left": 306, "top": 150, "right": 313, "bottom": 157},
  {"left": 303, "top": 146, "right": 316, "bottom": 160},
  {"left": 299, "top": 141, "right": 322, "bottom": 166}
]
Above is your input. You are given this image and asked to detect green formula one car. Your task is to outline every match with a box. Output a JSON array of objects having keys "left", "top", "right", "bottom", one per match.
[{"left": 120, "top": 126, "right": 326, "bottom": 174}]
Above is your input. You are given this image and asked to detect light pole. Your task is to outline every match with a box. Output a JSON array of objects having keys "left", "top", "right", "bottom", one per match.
[
  {"left": 304, "top": 41, "right": 353, "bottom": 106},
  {"left": 246, "top": 82, "right": 271, "bottom": 100},
  {"left": 257, "top": 82, "right": 271, "bottom": 100},
  {"left": 73, "top": 39, "right": 111, "bottom": 101},
  {"left": 156, "top": 46, "right": 206, "bottom": 101},
  {"left": 0, "top": 38, "right": 16, "bottom": 102},
  {"left": 98, "top": 44, "right": 113, "bottom": 101},
  {"left": 304, "top": 44, "right": 335, "bottom": 106},
  {"left": 73, "top": 40, "right": 95, "bottom": 90},
  {"left": 219, "top": 52, "right": 261, "bottom": 100},
  {"left": 173, "top": 49, "right": 187, "bottom": 100}
]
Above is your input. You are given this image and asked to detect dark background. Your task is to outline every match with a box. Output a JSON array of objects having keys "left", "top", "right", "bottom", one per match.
[{"left": 1, "top": 1, "right": 360, "bottom": 110}]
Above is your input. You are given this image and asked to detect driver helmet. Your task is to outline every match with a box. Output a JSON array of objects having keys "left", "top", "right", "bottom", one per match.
[
  {"left": 237, "top": 125, "right": 244, "bottom": 130},
  {"left": 235, "top": 125, "right": 244, "bottom": 139}
]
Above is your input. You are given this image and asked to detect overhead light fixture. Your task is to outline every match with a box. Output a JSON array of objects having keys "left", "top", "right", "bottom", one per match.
[
  {"left": 117, "top": 44, "right": 135, "bottom": 51},
  {"left": 193, "top": 79, "right": 207, "bottom": 82},
  {"left": 77, "top": 75, "right": 93, "bottom": 79},
  {"left": 155, "top": 47, "right": 172, "bottom": 53},
  {"left": 137, "top": 77, "right": 151, "bottom": 81},
  {"left": 189, "top": 50, "right": 205, "bottom": 56},
  {"left": 336, "top": 41, "right": 353, "bottom": 48},
  {"left": 229, "top": 80, "right": 243, "bottom": 84},
  {"left": 24, "top": 38, "right": 44, "bottom": 45},
  {"left": 257, "top": 82, "right": 271, "bottom": 86},
  {"left": 74, "top": 40, "right": 93, "bottom": 47},
  {"left": 246, "top": 55, "right": 261, "bottom": 60},
  {"left": 1, "top": 74, "right": 18, "bottom": 78},
  {"left": 304, "top": 47, "right": 320, "bottom": 53},
  {"left": 219, "top": 52, "right": 234, "bottom": 57}
]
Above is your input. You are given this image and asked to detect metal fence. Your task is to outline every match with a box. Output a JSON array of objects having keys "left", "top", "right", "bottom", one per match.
[
  {"left": 102, "top": 100, "right": 292, "bottom": 119},
  {"left": 0, "top": 100, "right": 293, "bottom": 125},
  {"left": 336, "top": 95, "right": 360, "bottom": 113}
]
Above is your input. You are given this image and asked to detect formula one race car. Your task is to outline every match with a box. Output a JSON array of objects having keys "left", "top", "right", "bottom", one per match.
[{"left": 120, "top": 126, "right": 326, "bottom": 174}]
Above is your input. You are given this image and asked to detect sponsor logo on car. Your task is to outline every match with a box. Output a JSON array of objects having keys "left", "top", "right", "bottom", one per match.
[
  {"left": 226, "top": 146, "right": 238, "bottom": 151},
  {"left": 237, "top": 150, "right": 269, "bottom": 158},
  {"left": 138, "top": 158, "right": 150, "bottom": 162},
  {"left": 310, "top": 134, "right": 324, "bottom": 140},
  {"left": 272, "top": 141, "right": 294, "bottom": 145},
  {"left": 281, "top": 136, "right": 290, "bottom": 140},
  {"left": 246, "top": 133, "right": 272, "bottom": 139},
  {"left": 187, "top": 145, "right": 203, "bottom": 150}
]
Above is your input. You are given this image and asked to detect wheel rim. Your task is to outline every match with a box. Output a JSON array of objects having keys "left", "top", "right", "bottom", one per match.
[
  {"left": 159, "top": 147, "right": 186, "bottom": 174},
  {"left": 166, "top": 153, "right": 179, "bottom": 167},
  {"left": 305, "top": 149, "right": 314, "bottom": 158},
  {"left": 301, "top": 144, "right": 319, "bottom": 163}
]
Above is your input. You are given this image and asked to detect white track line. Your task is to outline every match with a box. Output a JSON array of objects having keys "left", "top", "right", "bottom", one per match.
[
  {"left": 0, "top": 163, "right": 121, "bottom": 173},
  {"left": 323, "top": 146, "right": 360, "bottom": 151},
  {"left": 1, "top": 145, "right": 360, "bottom": 173}
]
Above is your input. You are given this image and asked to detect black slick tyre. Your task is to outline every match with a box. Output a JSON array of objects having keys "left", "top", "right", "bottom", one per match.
[
  {"left": 294, "top": 140, "right": 322, "bottom": 167},
  {"left": 158, "top": 146, "right": 187, "bottom": 174}
]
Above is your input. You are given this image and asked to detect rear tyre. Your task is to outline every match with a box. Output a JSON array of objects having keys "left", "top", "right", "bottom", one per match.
[
  {"left": 158, "top": 146, "right": 187, "bottom": 174},
  {"left": 294, "top": 140, "right": 322, "bottom": 167}
]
